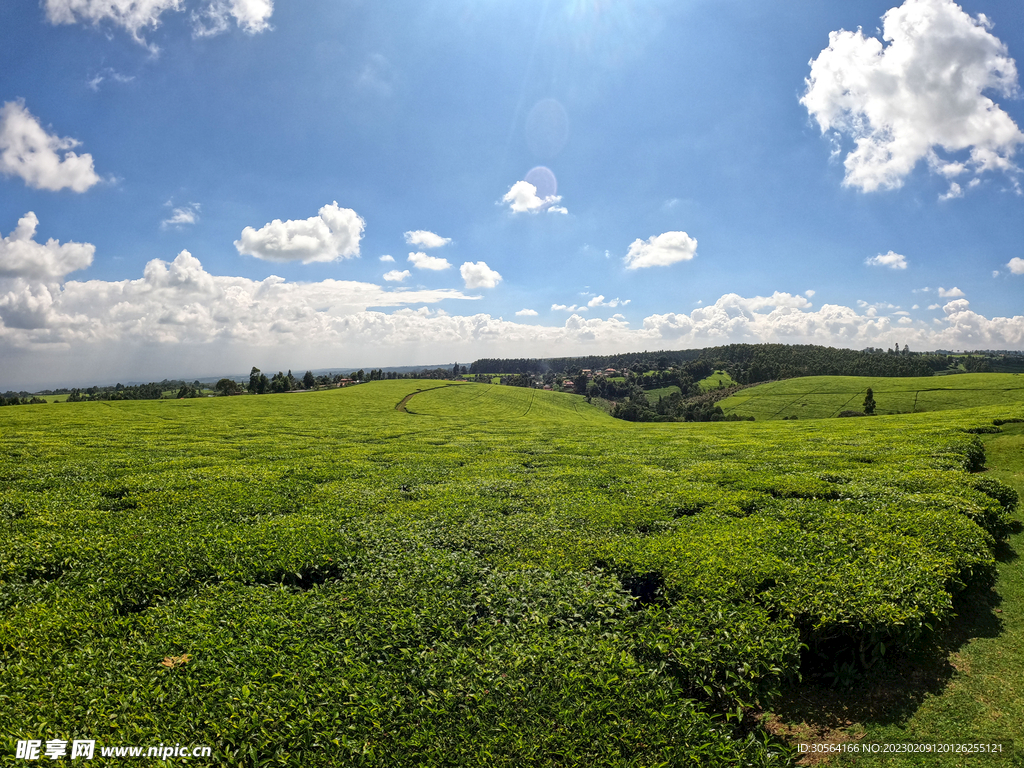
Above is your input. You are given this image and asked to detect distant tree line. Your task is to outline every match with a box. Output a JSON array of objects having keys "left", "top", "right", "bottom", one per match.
[
  {"left": 471, "top": 343, "right": 970, "bottom": 385},
  {"left": 0, "top": 394, "right": 46, "bottom": 407},
  {"left": 243, "top": 364, "right": 470, "bottom": 394},
  {"left": 63, "top": 380, "right": 199, "bottom": 402}
]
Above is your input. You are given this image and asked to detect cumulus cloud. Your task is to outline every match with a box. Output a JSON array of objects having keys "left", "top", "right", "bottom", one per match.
[
  {"left": 587, "top": 295, "right": 630, "bottom": 308},
  {"left": 0, "top": 100, "right": 101, "bottom": 193},
  {"left": 43, "top": 0, "right": 273, "bottom": 46},
  {"left": 460, "top": 261, "right": 502, "bottom": 289},
  {"left": 235, "top": 202, "right": 364, "bottom": 264},
  {"left": 0, "top": 249, "right": 477, "bottom": 339},
  {"left": 552, "top": 303, "right": 587, "bottom": 312},
  {"left": 5, "top": 273, "right": 1024, "bottom": 389},
  {"left": 515, "top": 308, "right": 538, "bottom": 317},
  {"left": 382, "top": 269, "right": 410, "bottom": 282},
  {"left": 865, "top": 250, "right": 908, "bottom": 269},
  {"left": 1008, "top": 257, "right": 1024, "bottom": 275},
  {"left": 623, "top": 231, "right": 698, "bottom": 269},
  {"left": 0, "top": 212, "right": 94, "bottom": 281},
  {"left": 938, "top": 286, "right": 965, "bottom": 297},
  {"left": 379, "top": 254, "right": 394, "bottom": 263},
  {"left": 408, "top": 252, "right": 451, "bottom": 271},
  {"left": 501, "top": 180, "right": 564, "bottom": 213},
  {"left": 161, "top": 202, "right": 200, "bottom": 229},
  {"left": 801, "top": 0, "right": 1023, "bottom": 192},
  {"left": 404, "top": 230, "right": 451, "bottom": 249}
]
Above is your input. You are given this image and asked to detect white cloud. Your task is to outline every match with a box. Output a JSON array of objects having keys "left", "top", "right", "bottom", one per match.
[
  {"left": 515, "top": 308, "right": 538, "bottom": 317},
  {"left": 161, "top": 202, "right": 200, "bottom": 229},
  {"left": 939, "top": 182, "right": 963, "bottom": 201},
  {"left": 6, "top": 274, "right": 1024, "bottom": 389},
  {"left": 404, "top": 230, "right": 451, "bottom": 249},
  {"left": 43, "top": 0, "right": 182, "bottom": 45},
  {"left": 408, "top": 252, "right": 451, "bottom": 271},
  {"left": 1008, "top": 257, "right": 1024, "bottom": 275},
  {"left": 938, "top": 286, "right": 965, "bottom": 297},
  {"left": 552, "top": 303, "right": 587, "bottom": 312},
  {"left": 235, "top": 202, "right": 364, "bottom": 264},
  {"left": 382, "top": 270, "right": 410, "bottom": 282},
  {"left": 992, "top": 270, "right": 1000, "bottom": 278},
  {"left": 898, "top": 316, "right": 914, "bottom": 325},
  {"left": 856, "top": 299, "right": 899, "bottom": 317},
  {"left": 801, "top": 0, "right": 1023, "bottom": 192},
  {"left": 805, "top": 290, "right": 816, "bottom": 297},
  {"left": 548, "top": 206, "right": 568, "bottom": 215},
  {"left": 86, "top": 68, "right": 134, "bottom": 92},
  {"left": 623, "top": 231, "right": 698, "bottom": 269},
  {"left": 43, "top": 0, "right": 273, "bottom": 46},
  {"left": 501, "top": 180, "right": 564, "bottom": 214},
  {"left": 460, "top": 261, "right": 502, "bottom": 289},
  {"left": 865, "top": 250, "right": 908, "bottom": 269},
  {"left": 587, "top": 295, "right": 630, "bottom": 308},
  {"left": 928, "top": 303, "right": 941, "bottom": 310},
  {"left": 379, "top": 254, "right": 394, "bottom": 263},
  {"left": 192, "top": 0, "right": 273, "bottom": 37},
  {"left": 0, "top": 100, "right": 100, "bottom": 193},
  {"left": 0, "top": 212, "right": 95, "bottom": 282},
  {"left": 0, "top": 249, "right": 477, "bottom": 340}
]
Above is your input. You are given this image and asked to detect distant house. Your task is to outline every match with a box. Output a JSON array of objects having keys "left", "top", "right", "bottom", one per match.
[
  {"left": 337, "top": 379, "right": 354, "bottom": 387},
  {"left": 542, "top": 384, "right": 551, "bottom": 390},
  {"left": 604, "top": 368, "right": 617, "bottom": 374},
  {"left": 562, "top": 379, "right": 575, "bottom": 390}
]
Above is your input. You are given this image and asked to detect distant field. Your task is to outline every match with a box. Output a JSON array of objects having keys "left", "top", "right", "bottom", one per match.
[
  {"left": 697, "top": 369, "right": 737, "bottom": 391},
  {"left": 720, "top": 373, "right": 1024, "bottom": 420},
  {"left": 644, "top": 384, "right": 681, "bottom": 400}
]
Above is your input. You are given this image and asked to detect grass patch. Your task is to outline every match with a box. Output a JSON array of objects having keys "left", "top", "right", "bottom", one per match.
[{"left": 697, "top": 369, "right": 738, "bottom": 392}]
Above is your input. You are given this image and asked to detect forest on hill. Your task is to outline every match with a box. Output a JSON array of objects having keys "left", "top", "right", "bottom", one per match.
[{"left": 471, "top": 344, "right": 1024, "bottom": 383}]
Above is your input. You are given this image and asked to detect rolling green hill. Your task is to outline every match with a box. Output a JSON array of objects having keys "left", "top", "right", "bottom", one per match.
[
  {"left": 1, "top": 380, "right": 1021, "bottom": 766},
  {"left": 719, "top": 372, "right": 1024, "bottom": 420}
]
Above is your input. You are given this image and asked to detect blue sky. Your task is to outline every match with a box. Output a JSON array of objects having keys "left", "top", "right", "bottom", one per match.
[{"left": 1, "top": 0, "right": 1022, "bottom": 388}]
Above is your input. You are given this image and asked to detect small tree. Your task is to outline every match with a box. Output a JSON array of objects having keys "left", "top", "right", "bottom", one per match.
[
  {"left": 216, "top": 378, "right": 242, "bottom": 396},
  {"left": 863, "top": 387, "right": 876, "bottom": 415}
]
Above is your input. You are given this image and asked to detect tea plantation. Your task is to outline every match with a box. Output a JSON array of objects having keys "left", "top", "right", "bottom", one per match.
[
  {"left": 1, "top": 380, "right": 1020, "bottom": 766},
  {"left": 718, "top": 373, "right": 1024, "bottom": 421}
]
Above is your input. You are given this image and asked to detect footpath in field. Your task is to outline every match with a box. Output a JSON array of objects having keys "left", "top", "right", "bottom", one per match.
[
  {"left": 719, "top": 373, "right": 1024, "bottom": 420},
  {"left": 0, "top": 380, "right": 1021, "bottom": 766}
]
